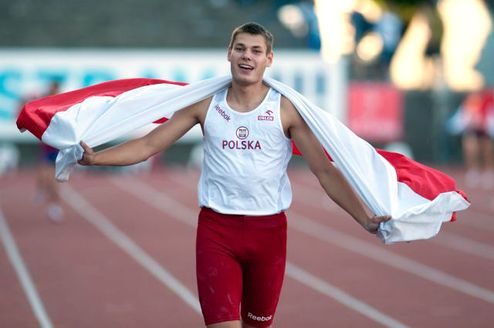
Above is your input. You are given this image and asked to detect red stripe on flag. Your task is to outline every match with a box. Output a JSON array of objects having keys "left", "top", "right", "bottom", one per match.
[
  {"left": 378, "top": 150, "right": 467, "bottom": 221},
  {"left": 16, "top": 78, "right": 185, "bottom": 139},
  {"left": 378, "top": 150, "right": 461, "bottom": 200}
]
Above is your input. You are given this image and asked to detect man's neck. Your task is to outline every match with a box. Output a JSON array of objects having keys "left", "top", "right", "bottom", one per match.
[{"left": 227, "top": 80, "right": 269, "bottom": 112}]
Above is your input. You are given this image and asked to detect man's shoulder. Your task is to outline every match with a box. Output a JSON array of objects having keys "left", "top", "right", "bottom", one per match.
[
  {"left": 188, "top": 96, "right": 214, "bottom": 112},
  {"left": 184, "top": 96, "right": 214, "bottom": 123},
  {"left": 172, "top": 96, "right": 213, "bottom": 121},
  {"left": 280, "top": 95, "right": 297, "bottom": 113},
  {"left": 279, "top": 94, "right": 300, "bottom": 129}
]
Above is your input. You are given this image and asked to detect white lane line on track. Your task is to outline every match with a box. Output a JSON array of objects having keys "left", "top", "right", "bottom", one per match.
[
  {"left": 291, "top": 176, "right": 494, "bottom": 260},
  {"left": 285, "top": 264, "right": 409, "bottom": 328},
  {"left": 435, "top": 232, "right": 494, "bottom": 261},
  {"left": 110, "top": 178, "right": 198, "bottom": 228},
  {"left": 289, "top": 213, "right": 494, "bottom": 305},
  {"left": 166, "top": 172, "right": 494, "bottom": 305},
  {"left": 0, "top": 207, "right": 53, "bottom": 328},
  {"left": 112, "top": 177, "right": 409, "bottom": 328},
  {"left": 60, "top": 185, "right": 202, "bottom": 314}
]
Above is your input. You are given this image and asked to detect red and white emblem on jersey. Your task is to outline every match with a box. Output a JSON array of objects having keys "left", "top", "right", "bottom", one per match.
[
  {"left": 258, "top": 109, "right": 274, "bottom": 121},
  {"left": 236, "top": 126, "right": 249, "bottom": 139}
]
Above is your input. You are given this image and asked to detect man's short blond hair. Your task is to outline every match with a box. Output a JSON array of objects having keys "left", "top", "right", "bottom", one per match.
[{"left": 228, "top": 22, "right": 274, "bottom": 54}]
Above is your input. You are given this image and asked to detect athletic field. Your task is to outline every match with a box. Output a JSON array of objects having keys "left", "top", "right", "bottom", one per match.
[{"left": 1, "top": 167, "right": 493, "bottom": 327}]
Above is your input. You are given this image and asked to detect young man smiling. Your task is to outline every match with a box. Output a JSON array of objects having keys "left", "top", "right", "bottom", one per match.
[{"left": 78, "top": 22, "right": 390, "bottom": 328}]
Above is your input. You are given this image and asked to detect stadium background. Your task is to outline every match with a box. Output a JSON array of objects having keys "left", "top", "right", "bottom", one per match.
[{"left": 1, "top": 0, "right": 493, "bottom": 169}]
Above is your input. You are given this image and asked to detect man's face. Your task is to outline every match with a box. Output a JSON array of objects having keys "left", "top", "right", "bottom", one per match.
[{"left": 228, "top": 33, "right": 273, "bottom": 85}]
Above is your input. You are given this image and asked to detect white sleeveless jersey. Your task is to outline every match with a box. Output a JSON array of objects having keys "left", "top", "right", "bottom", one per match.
[{"left": 198, "top": 87, "right": 293, "bottom": 215}]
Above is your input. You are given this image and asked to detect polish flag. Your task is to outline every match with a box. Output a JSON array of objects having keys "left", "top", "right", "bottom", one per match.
[
  {"left": 16, "top": 77, "right": 470, "bottom": 244},
  {"left": 17, "top": 78, "right": 182, "bottom": 140}
]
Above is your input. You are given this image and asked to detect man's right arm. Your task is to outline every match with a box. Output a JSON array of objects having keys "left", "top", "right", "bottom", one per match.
[{"left": 78, "top": 98, "right": 209, "bottom": 166}]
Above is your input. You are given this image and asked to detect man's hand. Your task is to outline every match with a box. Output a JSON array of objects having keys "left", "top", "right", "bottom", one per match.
[
  {"left": 362, "top": 215, "right": 392, "bottom": 234},
  {"left": 78, "top": 141, "right": 96, "bottom": 166}
]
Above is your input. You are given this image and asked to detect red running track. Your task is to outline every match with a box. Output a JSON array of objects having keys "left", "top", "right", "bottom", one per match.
[{"left": 1, "top": 167, "right": 493, "bottom": 327}]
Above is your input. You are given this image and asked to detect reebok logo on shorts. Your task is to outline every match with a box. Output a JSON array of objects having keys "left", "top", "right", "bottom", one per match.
[{"left": 247, "top": 312, "right": 272, "bottom": 322}]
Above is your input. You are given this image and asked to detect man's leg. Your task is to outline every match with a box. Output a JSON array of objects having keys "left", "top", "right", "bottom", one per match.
[
  {"left": 240, "top": 213, "right": 287, "bottom": 328},
  {"left": 197, "top": 209, "right": 244, "bottom": 326}
]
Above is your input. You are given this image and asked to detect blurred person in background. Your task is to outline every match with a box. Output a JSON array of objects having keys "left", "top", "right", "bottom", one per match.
[
  {"left": 450, "top": 89, "right": 494, "bottom": 189},
  {"left": 77, "top": 22, "right": 390, "bottom": 328},
  {"left": 34, "top": 80, "right": 64, "bottom": 222},
  {"left": 0, "top": 142, "right": 19, "bottom": 176}
]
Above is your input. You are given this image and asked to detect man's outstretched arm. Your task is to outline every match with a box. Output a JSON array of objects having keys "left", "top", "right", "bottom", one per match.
[
  {"left": 282, "top": 97, "right": 390, "bottom": 233},
  {"left": 78, "top": 99, "right": 208, "bottom": 167}
]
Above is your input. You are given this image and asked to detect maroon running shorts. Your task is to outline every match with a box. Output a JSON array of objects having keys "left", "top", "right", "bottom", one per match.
[{"left": 196, "top": 207, "right": 287, "bottom": 327}]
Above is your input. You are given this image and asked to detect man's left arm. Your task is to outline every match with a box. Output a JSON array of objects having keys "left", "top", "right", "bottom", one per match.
[{"left": 282, "top": 97, "right": 390, "bottom": 234}]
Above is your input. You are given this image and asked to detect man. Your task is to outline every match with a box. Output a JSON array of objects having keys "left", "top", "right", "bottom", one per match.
[
  {"left": 78, "top": 22, "right": 390, "bottom": 328},
  {"left": 31, "top": 80, "right": 64, "bottom": 222}
]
